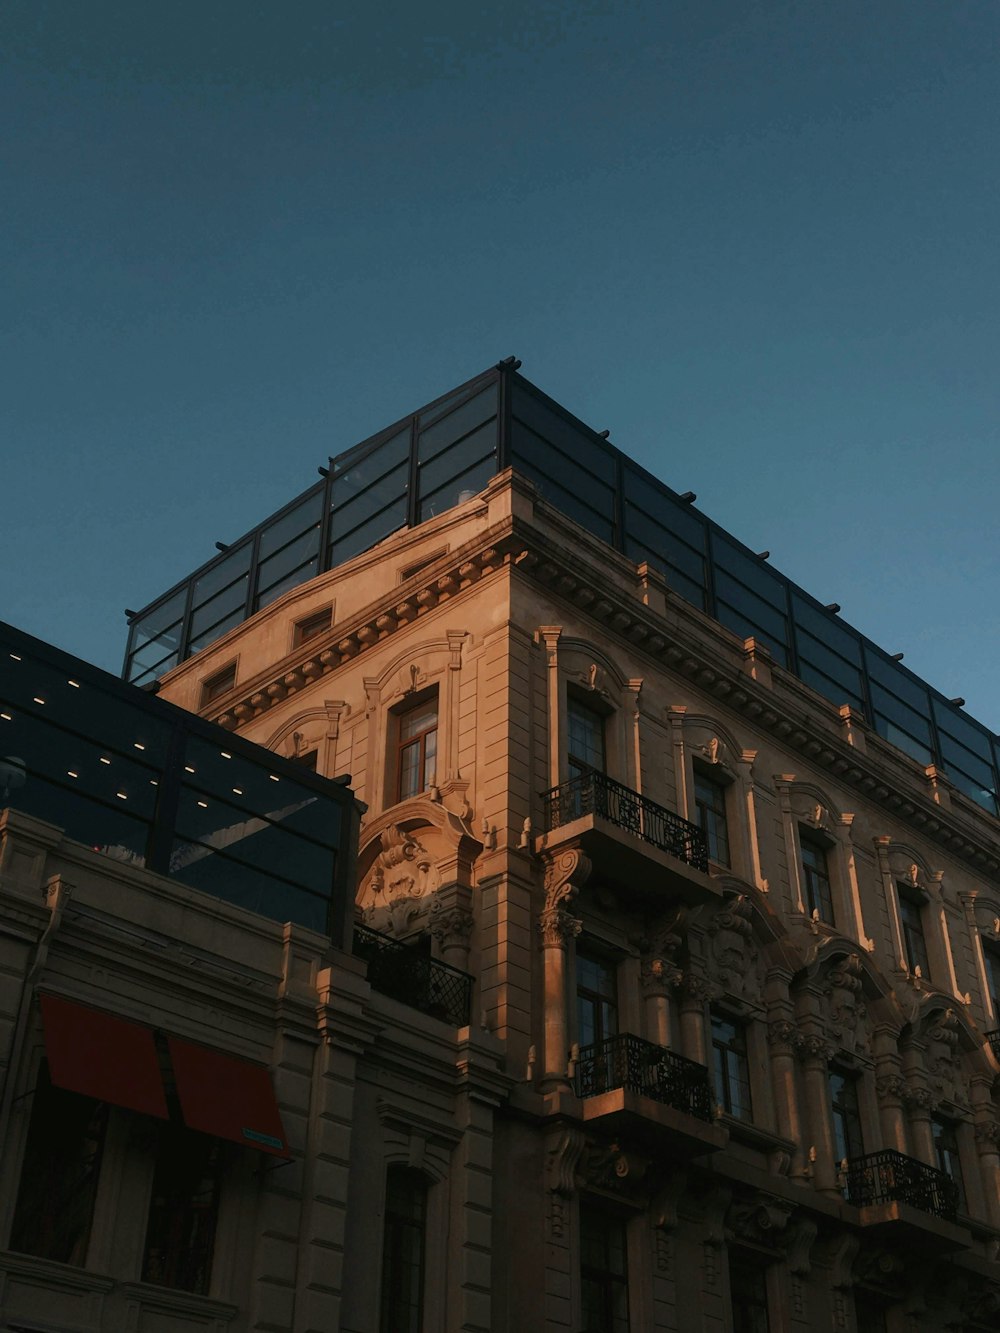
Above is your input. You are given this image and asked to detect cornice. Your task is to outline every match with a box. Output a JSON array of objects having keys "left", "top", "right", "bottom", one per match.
[{"left": 207, "top": 502, "right": 1000, "bottom": 879}]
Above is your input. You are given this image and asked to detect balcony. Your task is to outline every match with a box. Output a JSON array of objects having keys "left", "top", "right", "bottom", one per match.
[
  {"left": 573, "top": 1033, "right": 726, "bottom": 1157},
  {"left": 353, "top": 924, "right": 473, "bottom": 1028},
  {"left": 842, "top": 1150, "right": 967, "bottom": 1250},
  {"left": 536, "top": 772, "right": 718, "bottom": 907}
]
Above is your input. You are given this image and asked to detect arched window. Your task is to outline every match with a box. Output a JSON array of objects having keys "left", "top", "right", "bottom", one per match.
[{"left": 380, "top": 1166, "right": 428, "bottom": 1333}]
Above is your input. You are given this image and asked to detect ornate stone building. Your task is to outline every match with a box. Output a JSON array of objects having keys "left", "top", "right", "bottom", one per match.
[{"left": 3, "top": 361, "right": 1000, "bottom": 1331}]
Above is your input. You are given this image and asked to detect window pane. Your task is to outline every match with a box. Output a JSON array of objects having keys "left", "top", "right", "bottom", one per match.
[
  {"left": 381, "top": 1168, "right": 427, "bottom": 1333},
  {"left": 418, "top": 450, "right": 496, "bottom": 521},
  {"left": 865, "top": 650, "right": 931, "bottom": 714},
  {"left": 568, "top": 697, "right": 605, "bottom": 773},
  {"left": 329, "top": 493, "right": 409, "bottom": 567},
  {"left": 623, "top": 466, "right": 708, "bottom": 551},
  {"left": 332, "top": 427, "right": 411, "bottom": 500},
  {"left": 191, "top": 544, "right": 253, "bottom": 610},
  {"left": 417, "top": 384, "right": 497, "bottom": 462},
  {"left": 257, "top": 490, "right": 323, "bottom": 562},
  {"left": 188, "top": 576, "right": 251, "bottom": 641},
  {"left": 713, "top": 534, "right": 786, "bottom": 609},
  {"left": 142, "top": 1126, "right": 222, "bottom": 1294},
  {"left": 695, "top": 771, "right": 730, "bottom": 865},
  {"left": 715, "top": 601, "right": 788, "bottom": 665},
  {"left": 511, "top": 384, "right": 616, "bottom": 485}
]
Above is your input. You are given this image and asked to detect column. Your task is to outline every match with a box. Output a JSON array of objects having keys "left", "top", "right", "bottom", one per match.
[{"left": 538, "top": 848, "right": 590, "bottom": 1089}]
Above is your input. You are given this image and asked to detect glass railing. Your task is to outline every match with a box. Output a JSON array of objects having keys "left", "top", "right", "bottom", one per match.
[
  {"left": 574, "top": 1033, "right": 714, "bottom": 1122},
  {"left": 1, "top": 620, "right": 357, "bottom": 938},
  {"left": 352, "top": 924, "right": 473, "bottom": 1027},
  {"left": 541, "top": 770, "right": 709, "bottom": 872}
]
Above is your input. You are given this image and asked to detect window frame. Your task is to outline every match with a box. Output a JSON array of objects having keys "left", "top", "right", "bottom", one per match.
[
  {"left": 567, "top": 691, "right": 607, "bottom": 780},
  {"left": 931, "top": 1114, "right": 967, "bottom": 1213},
  {"left": 897, "top": 883, "right": 931, "bottom": 978},
  {"left": 799, "top": 829, "right": 835, "bottom": 925},
  {"left": 393, "top": 691, "right": 439, "bottom": 803},
  {"left": 710, "top": 1009, "right": 752, "bottom": 1121},
  {"left": 829, "top": 1067, "right": 864, "bottom": 1169},
  {"left": 200, "top": 661, "right": 237, "bottom": 707},
  {"left": 141, "top": 1122, "right": 224, "bottom": 1295},
  {"left": 728, "top": 1245, "right": 771, "bottom": 1333},
  {"left": 575, "top": 947, "right": 620, "bottom": 1051},
  {"left": 579, "top": 1201, "right": 630, "bottom": 1333},
  {"left": 379, "top": 1165, "right": 428, "bottom": 1333},
  {"left": 693, "top": 764, "right": 731, "bottom": 867},
  {"left": 293, "top": 606, "right": 333, "bottom": 648}
]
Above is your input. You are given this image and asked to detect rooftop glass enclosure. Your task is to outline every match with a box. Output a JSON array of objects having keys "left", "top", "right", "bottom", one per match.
[
  {"left": 2, "top": 620, "right": 359, "bottom": 941},
  {"left": 124, "top": 361, "right": 1000, "bottom": 817}
]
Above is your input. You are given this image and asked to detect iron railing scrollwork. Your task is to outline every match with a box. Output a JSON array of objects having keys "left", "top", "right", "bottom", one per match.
[
  {"left": 574, "top": 1032, "right": 713, "bottom": 1123},
  {"left": 542, "top": 771, "right": 709, "bottom": 872},
  {"left": 353, "top": 924, "right": 473, "bottom": 1027},
  {"left": 841, "top": 1149, "right": 960, "bottom": 1221}
]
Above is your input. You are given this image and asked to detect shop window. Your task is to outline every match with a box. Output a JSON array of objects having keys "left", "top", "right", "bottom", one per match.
[
  {"left": 9, "top": 1062, "right": 107, "bottom": 1267},
  {"left": 567, "top": 694, "right": 606, "bottom": 779},
  {"left": 293, "top": 607, "right": 332, "bottom": 646},
  {"left": 579, "top": 1203, "right": 630, "bottom": 1333},
  {"left": 829, "top": 1068, "right": 864, "bottom": 1168},
  {"left": 201, "top": 662, "right": 237, "bottom": 707},
  {"left": 694, "top": 767, "right": 730, "bottom": 866},
  {"left": 711, "top": 1010, "right": 752, "bottom": 1120},
  {"left": 576, "top": 949, "right": 619, "bottom": 1050},
  {"left": 729, "top": 1247, "right": 770, "bottom": 1333},
  {"left": 897, "top": 884, "right": 930, "bottom": 978},
  {"left": 380, "top": 1166, "right": 428, "bottom": 1333},
  {"left": 142, "top": 1124, "right": 223, "bottom": 1294},
  {"left": 395, "top": 693, "right": 438, "bottom": 802},
  {"left": 799, "top": 831, "right": 834, "bottom": 924},
  {"left": 932, "top": 1116, "right": 967, "bottom": 1212}
]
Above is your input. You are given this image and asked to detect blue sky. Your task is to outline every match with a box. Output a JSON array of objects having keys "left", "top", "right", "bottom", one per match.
[{"left": 3, "top": 1, "right": 999, "bottom": 730}]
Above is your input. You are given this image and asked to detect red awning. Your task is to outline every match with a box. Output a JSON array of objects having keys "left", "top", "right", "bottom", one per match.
[
  {"left": 167, "top": 1037, "right": 289, "bottom": 1158},
  {"left": 39, "top": 993, "right": 168, "bottom": 1119}
]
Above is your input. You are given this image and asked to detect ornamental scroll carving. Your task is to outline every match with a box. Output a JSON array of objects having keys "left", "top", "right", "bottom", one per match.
[
  {"left": 923, "top": 1008, "right": 969, "bottom": 1110},
  {"left": 538, "top": 848, "right": 591, "bottom": 948},
  {"left": 357, "top": 823, "right": 441, "bottom": 934},
  {"left": 706, "top": 894, "right": 761, "bottom": 1003},
  {"left": 823, "top": 953, "right": 871, "bottom": 1058}
]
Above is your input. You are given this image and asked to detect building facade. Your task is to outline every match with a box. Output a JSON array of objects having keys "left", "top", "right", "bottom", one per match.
[{"left": 3, "top": 364, "right": 1000, "bottom": 1331}]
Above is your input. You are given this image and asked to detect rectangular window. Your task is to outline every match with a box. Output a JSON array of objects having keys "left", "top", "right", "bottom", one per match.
[
  {"left": 897, "top": 886, "right": 930, "bottom": 978},
  {"left": 576, "top": 951, "right": 618, "bottom": 1050},
  {"left": 396, "top": 695, "right": 438, "bottom": 801},
  {"left": 580, "top": 1204, "right": 630, "bottom": 1333},
  {"left": 983, "top": 940, "right": 1000, "bottom": 1020},
  {"left": 380, "top": 1167, "right": 427, "bottom": 1333},
  {"left": 294, "top": 607, "right": 332, "bottom": 646},
  {"left": 694, "top": 768, "right": 730, "bottom": 866},
  {"left": 854, "top": 1292, "right": 888, "bottom": 1333},
  {"left": 932, "top": 1116, "right": 967, "bottom": 1212},
  {"left": 9, "top": 1063, "right": 107, "bottom": 1267},
  {"left": 142, "top": 1125, "right": 223, "bottom": 1294},
  {"left": 567, "top": 695, "right": 606, "bottom": 778},
  {"left": 711, "top": 1011, "right": 752, "bottom": 1120},
  {"left": 729, "top": 1248, "right": 770, "bottom": 1333},
  {"left": 201, "top": 662, "right": 237, "bottom": 706},
  {"left": 829, "top": 1069, "right": 864, "bottom": 1167},
  {"left": 800, "top": 832, "right": 834, "bottom": 924}
]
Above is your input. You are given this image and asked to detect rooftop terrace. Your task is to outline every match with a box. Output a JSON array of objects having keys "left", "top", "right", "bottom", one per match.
[{"left": 123, "top": 359, "right": 1000, "bottom": 818}]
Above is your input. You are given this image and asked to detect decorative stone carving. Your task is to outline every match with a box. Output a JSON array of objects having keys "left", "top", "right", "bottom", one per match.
[
  {"left": 538, "top": 908, "right": 582, "bottom": 947},
  {"left": 767, "top": 1019, "right": 799, "bottom": 1051},
  {"left": 545, "top": 1125, "right": 587, "bottom": 1239},
  {"left": 824, "top": 953, "right": 871, "bottom": 1058},
  {"left": 538, "top": 847, "right": 591, "bottom": 949},
  {"left": 429, "top": 900, "right": 473, "bottom": 952},
  {"left": 357, "top": 823, "right": 442, "bottom": 933},
  {"left": 706, "top": 894, "right": 761, "bottom": 1002},
  {"left": 875, "top": 1073, "right": 908, "bottom": 1103},
  {"left": 728, "top": 1194, "right": 793, "bottom": 1249},
  {"left": 973, "top": 1119, "right": 1000, "bottom": 1150},
  {"left": 924, "top": 1008, "right": 968, "bottom": 1109}
]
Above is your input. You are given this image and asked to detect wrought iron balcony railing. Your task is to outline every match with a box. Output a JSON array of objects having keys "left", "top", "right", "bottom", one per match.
[
  {"left": 842, "top": 1149, "right": 960, "bottom": 1222},
  {"left": 574, "top": 1033, "right": 714, "bottom": 1123},
  {"left": 353, "top": 924, "right": 473, "bottom": 1028},
  {"left": 542, "top": 771, "right": 709, "bottom": 872},
  {"left": 986, "top": 1029, "right": 1000, "bottom": 1061}
]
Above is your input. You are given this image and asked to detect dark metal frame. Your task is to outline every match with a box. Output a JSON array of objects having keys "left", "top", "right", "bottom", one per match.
[
  {"left": 353, "top": 924, "right": 473, "bottom": 1028},
  {"left": 574, "top": 1032, "right": 714, "bottom": 1122},
  {"left": 841, "top": 1148, "right": 960, "bottom": 1221},
  {"left": 542, "top": 770, "right": 709, "bottom": 873},
  {"left": 123, "top": 361, "right": 1000, "bottom": 816}
]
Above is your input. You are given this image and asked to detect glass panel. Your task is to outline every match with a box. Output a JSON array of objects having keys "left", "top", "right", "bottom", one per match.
[
  {"left": 191, "top": 545, "right": 252, "bottom": 610},
  {"left": 623, "top": 466, "right": 707, "bottom": 551},
  {"left": 416, "top": 384, "right": 497, "bottom": 462},
  {"left": 188, "top": 576, "right": 250, "bottom": 641},
  {"left": 933, "top": 699, "right": 994, "bottom": 762},
  {"left": 418, "top": 453, "right": 496, "bottom": 521},
  {"left": 795, "top": 629, "right": 865, "bottom": 694},
  {"left": 329, "top": 493, "right": 409, "bottom": 567},
  {"left": 169, "top": 839, "right": 330, "bottom": 931},
  {"left": 510, "top": 450, "right": 615, "bottom": 543},
  {"left": 715, "top": 572, "right": 788, "bottom": 645},
  {"left": 869, "top": 683, "right": 934, "bottom": 748},
  {"left": 127, "top": 639, "right": 180, "bottom": 682},
  {"left": 417, "top": 420, "right": 496, "bottom": 496},
  {"left": 188, "top": 607, "right": 247, "bottom": 655},
  {"left": 792, "top": 595, "right": 863, "bottom": 664},
  {"left": 799, "top": 662, "right": 866, "bottom": 714},
  {"left": 257, "top": 490, "right": 323, "bottom": 562},
  {"left": 945, "top": 766, "right": 998, "bottom": 813},
  {"left": 865, "top": 650, "right": 932, "bottom": 714},
  {"left": 510, "top": 422, "right": 616, "bottom": 515},
  {"left": 874, "top": 716, "right": 934, "bottom": 765},
  {"left": 256, "top": 528, "right": 321, "bottom": 596},
  {"left": 128, "top": 588, "right": 187, "bottom": 665},
  {"left": 142, "top": 1126, "right": 221, "bottom": 1294},
  {"left": 380, "top": 1168, "right": 427, "bottom": 1333},
  {"left": 331, "top": 427, "right": 410, "bottom": 501},
  {"left": 624, "top": 505, "right": 705, "bottom": 582},
  {"left": 938, "top": 734, "right": 995, "bottom": 790},
  {"left": 254, "top": 557, "right": 319, "bottom": 611},
  {"left": 511, "top": 384, "right": 616, "bottom": 484},
  {"left": 715, "top": 603, "right": 788, "bottom": 665},
  {"left": 330, "top": 459, "right": 409, "bottom": 536},
  {"left": 713, "top": 534, "right": 786, "bottom": 608}
]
